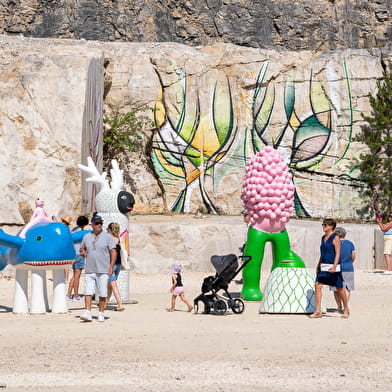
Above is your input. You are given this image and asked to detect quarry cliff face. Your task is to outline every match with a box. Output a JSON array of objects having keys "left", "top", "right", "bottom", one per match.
[
  {"left": 1, "top": 35, "right": 391, "bottom": 223},
  {"left": 0, "top": 2, "right": 391, "bottom": 224},
  {"left": 0, "top": 0, "right": 391, "bottom": 50}
]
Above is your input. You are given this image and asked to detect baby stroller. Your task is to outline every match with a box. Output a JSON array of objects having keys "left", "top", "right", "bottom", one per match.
[{"left": 194, "top": 253, "right": 251, "bottom": 315}]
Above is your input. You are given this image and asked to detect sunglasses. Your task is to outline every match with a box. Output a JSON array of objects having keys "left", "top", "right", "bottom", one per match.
[
  {"left": 93, "top": 222, "right": 103, "bottom": 225},
  {"left": 322, "top": 223, "right": 329, "bottom": 227}
]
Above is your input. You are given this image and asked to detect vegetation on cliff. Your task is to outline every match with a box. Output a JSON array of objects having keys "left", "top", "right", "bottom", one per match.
[{"left": 355, "top": 64, "right": 392, "bottom": 216}]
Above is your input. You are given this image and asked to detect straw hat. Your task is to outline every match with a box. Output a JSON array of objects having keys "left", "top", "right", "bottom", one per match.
[{"left": 61, "top": 216, "right": 72, "bottom": 225}]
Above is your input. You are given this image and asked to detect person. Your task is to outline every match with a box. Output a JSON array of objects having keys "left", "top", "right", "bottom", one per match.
[
  {"left": 167, "top": 263, "right": 193, "bottom": 312},
  {"left": 240, "top": 210, "right": 250, "bottom": 252},
  {"left": 79, "top": 214, "right": 116, "bottom": 322},
  {"left": 310, "top": 218, "right": 349, "bottom": 319},
  {"left": 330, "top": 227, "right": 355, "bottom": 313},
  {"left": 105, "top": 222, "right": 125, "bottom": 311},
  {"left": 66, "top": 215, "right": 89, "bottom": 301},
  {"left": 377, "top": 213, "right": 392, "bottom": 274},
  {"left": 61, "top": 215, "right": 72, "bottom": 282},
  {"left": 236, "top": 211, "right": 250, "bottom": 285},
  {"left": 61, "top": 216, "right": 72, "bottom": 227}
]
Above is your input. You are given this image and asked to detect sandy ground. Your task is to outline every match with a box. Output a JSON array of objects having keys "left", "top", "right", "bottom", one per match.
[{"left": 0, "top": 269, "right": 391, "bottom": 392}]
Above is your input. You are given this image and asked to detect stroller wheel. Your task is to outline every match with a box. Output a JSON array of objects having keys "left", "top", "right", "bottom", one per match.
[
  {"left": 231, "top": 298, "right": 245, "bottom": 314},
  {"left": 213, "top": 299, "right": 227, "bottom": 315}
]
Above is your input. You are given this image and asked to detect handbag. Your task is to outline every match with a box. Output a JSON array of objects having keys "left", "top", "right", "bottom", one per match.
[
  {"left": 320, "top": 263, "right": 341, "bottom": 272},
  {"left": 120, "top": 244, "right": 131, "bottom": 270}
]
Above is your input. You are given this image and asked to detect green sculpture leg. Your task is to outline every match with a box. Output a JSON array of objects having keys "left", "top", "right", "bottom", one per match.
[
  {"left": 240, "top": 227, "right": 306, "bottom": 301},
  {"left": 241, "top": 228, "right": 267, "bottom": 301}
]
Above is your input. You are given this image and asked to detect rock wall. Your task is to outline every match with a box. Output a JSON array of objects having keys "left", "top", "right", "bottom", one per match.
[
  {"left": 0, "top": 36, "right": 105, "bottom": 223},
  {"left": 0, "top": 35, "right": 391, "bottom": 224},
  {"left": 127, "top": 215, "right": 379, "bottom": 273},
  {"left": 1, "top": 0, "right": 391, "bottom": 51}
]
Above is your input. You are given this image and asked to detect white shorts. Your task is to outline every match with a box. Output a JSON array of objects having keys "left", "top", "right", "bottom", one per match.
[{"left": 84, "top": 273, "right": 109, "bottom": 298}]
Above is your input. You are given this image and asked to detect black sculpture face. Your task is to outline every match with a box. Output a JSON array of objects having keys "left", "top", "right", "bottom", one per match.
[{"left": 117, "top": 191, "right": 135, "bottom": 214}]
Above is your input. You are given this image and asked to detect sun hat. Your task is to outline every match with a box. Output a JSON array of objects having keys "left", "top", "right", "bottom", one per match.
[
  {"left": 61, "top": 216, "right": 72, "bottom": 225},
  {"left": 171, "top": 263, "right": 182, "bottom": 274}
]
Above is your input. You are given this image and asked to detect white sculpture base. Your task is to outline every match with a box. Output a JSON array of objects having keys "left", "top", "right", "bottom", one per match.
[
  {"left": 107, "top": 269, "right": 133, "bottom": 304},
  {"left": 260, "top": 267, "right": 324, "bottom": 314},
  {"left": 13, "top": 265, "right": 70, "bottom": 314}
]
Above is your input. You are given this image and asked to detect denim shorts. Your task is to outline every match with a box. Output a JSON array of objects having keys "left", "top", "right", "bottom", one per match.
[
  {"left": 85, "top": 273, "right": 109, "bottom": 297},
  {"left": 108, "top": 264, "right": 121, "bottom": 282},
  {"left": 73, "top": 255, "right": 85, "bottom": 270}
]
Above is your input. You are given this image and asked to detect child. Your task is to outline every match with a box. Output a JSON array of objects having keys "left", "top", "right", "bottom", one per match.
[{"left": 168, "top": 263, "right": 193, "bottom": 312}]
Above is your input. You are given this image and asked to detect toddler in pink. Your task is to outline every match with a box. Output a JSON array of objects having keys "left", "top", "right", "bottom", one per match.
[{"left": 168, "top": 263, "right": 193, "bottom": 312}]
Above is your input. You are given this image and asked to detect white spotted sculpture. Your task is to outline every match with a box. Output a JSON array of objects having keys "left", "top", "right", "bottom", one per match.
[{"left": 78, "top": 157, "right": 135, "bottom": 301}]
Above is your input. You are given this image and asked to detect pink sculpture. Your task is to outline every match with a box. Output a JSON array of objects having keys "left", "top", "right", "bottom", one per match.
[
  {"left": 240, "top": 146, "right": 305, "bottom": 301},
  {"left": 19, "top": 197, "right": 52, "bottom": 238},
  {"left": 241, "top": 146, "right": 295, "bottom": 233}
]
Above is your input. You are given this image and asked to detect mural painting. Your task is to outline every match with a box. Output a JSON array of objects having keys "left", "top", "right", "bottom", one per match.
[{"left": 151, "top": 56, "right": 358, "bottom": 218}]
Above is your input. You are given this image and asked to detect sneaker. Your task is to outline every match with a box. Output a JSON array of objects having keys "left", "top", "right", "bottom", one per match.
[
  {"left": 73, "top": 296, "right": 84, "bottom": 302},
  {"left": 383, "top": 270, "right": 392, "bottom": 275},
  {"left": 98, "top": 312, "right": 105, "bottom": 322},
  {"left": 80, "top": 311, "right": 92, "bottom": 322},
  {"left": 66, "top": 295, "right": 73, "bottom": 300}
]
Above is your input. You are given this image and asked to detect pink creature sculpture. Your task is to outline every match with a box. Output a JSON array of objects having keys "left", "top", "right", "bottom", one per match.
[{"left": 240, "top": 146, "right": 306, "bottom": 301}]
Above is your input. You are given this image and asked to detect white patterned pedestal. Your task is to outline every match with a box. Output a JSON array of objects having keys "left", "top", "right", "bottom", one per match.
[
  {"left": 107, "top": 270, "right": 137, "bottom": 304},
  {"left": 260, "top": 267, "right": 321, "bottom": 314}
]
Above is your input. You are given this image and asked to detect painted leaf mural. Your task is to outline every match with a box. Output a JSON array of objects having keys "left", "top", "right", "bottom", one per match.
[
  {"left": 152, "top": 62, "right": 236, "bottom": 213},
  {"left": 151, "top": 56, "right": 354, "bottom": 216}
]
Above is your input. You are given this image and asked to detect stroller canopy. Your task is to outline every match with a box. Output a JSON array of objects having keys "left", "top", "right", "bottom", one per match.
[{"left": 211, "top": 254, "right": 238, "bottom": 275}]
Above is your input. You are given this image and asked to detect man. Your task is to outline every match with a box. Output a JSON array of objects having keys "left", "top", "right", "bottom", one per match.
[{"left": 79, "top": 214, "right": 116, "bottom": 322}]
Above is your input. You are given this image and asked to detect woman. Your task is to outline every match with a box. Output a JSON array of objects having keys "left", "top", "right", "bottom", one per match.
[
  {"left": 330, "top": 227, "right": 355, "bottom": 312},
  {"left": 66, "top": 215, "right": 89, "bottom": 301},
  {"left": 377, "top": 214, "right": 392, "bottom": 274},
  {"left": 310, "top": 218, "right": 349, "bottom": 319},
  {"left": 106, "top": 222, "right": 125, "bottom": 311}
]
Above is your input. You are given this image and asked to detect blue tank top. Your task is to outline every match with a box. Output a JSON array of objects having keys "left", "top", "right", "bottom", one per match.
[
  {"left": 384, "top": 228, "right": 392, "bottom": 235},
  {"left": 320, "top": 232, "right": 337, "bottom": 264}
]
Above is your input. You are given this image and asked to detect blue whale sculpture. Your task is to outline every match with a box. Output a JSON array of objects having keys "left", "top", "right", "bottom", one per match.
[{"left": 0, "top": 222, "right": 90, "bottom": 314}]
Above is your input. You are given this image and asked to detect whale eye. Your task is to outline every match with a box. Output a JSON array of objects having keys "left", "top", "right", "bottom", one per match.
[
  {"left": 36, "top": 236, "right": 42, "bottom": 242},
  {"left": 121, "top": 195, "right": 127, "bottom": 200}
]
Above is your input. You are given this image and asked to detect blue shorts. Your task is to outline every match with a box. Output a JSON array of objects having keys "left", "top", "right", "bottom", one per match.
[
  {"left": 73, "top": 255, "right": 85, "bottom": 270},
  {"left": 108, "top": 264, "right": 121, "bottom": 282}
]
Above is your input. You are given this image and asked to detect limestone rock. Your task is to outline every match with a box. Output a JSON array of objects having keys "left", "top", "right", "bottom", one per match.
[
  {"left": 0, "top": 1, "right": 391, "bottom": 50},
  {"left": 0, "top": 35, "right": 391, "bottom": 222}
]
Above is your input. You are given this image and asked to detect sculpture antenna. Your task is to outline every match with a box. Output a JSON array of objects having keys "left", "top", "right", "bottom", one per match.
[
  {"left": 110, "top": 159, "right": 124, "bottom": 191},
  {"left": 77, "top": 157, "right": 109, "bottom": 191}
]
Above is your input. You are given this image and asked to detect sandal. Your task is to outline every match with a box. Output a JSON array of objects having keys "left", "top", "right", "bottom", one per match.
[{"left": 309, "top": 312, "right": 323, "bottom": 318}]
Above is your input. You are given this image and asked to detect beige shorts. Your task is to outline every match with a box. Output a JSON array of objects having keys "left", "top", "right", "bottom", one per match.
[{"left": 384, "top": 235, "right": 392, "bottom": 255}]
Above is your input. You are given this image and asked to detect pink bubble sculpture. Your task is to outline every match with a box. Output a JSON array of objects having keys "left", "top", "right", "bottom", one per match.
[{"left": 241, "top": 146, "right": 295, "bottom": 233}]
